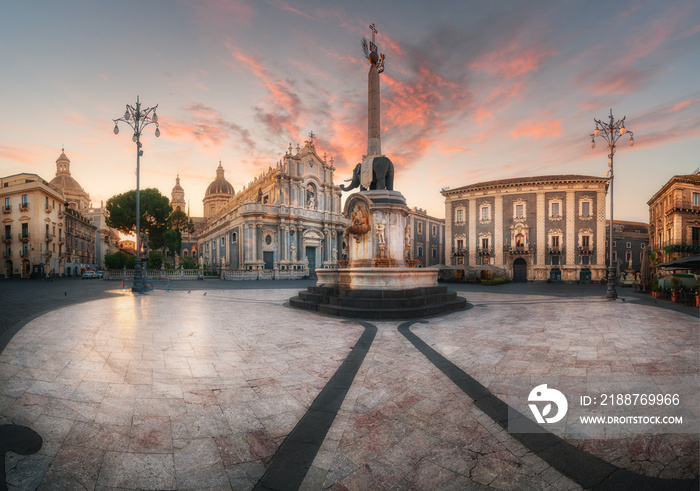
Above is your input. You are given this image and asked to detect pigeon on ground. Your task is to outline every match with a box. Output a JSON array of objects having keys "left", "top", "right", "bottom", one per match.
[{"left": 203, "top": 292, "right": 207, "bottom": 296}]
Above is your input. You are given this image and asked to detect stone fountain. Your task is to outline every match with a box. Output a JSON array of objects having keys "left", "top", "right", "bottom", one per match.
[{"left": 290, "top": 25, "right": 466, "bottom": 319}]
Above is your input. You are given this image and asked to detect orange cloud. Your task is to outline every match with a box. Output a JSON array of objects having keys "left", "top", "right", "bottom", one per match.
[
  {"left": 671, "top": 98, "right": 699, "bottom": 112},
  {"left": 470, "top": 43, "right": 556, "bottom": 79},
  {"left": 160, "top": 103, "right": 254, "bottom": 150},
  {"left": 511, "top": 120, "right": 563, "bottom": 141}
]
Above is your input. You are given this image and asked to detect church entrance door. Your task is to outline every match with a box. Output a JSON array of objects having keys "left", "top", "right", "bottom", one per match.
[
  {"left": 513, "top": 258, "right": 527, "bottom": 283},
  {"left": 305, "top": 246, "right": 316, "bottom": 276},
  {"left": 263, "top": 251, "right": 274, "bottom": 270}
]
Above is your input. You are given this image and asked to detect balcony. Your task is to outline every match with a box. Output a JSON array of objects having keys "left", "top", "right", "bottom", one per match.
[
  {"left": 45, "top": 205, "right": 52, "bottom": 213},
  {"left": 18, "top": 233, "right": 30, "bottom": 242},
  {"left": 45, "top": 251, "right": 52, "bottom": 258},
  {"left": 2, "top": 206, "right": 11, "bottom": 214},
  {"left": 58, "top": 211, "right": 64, "bottom": 219},
  {"left": 665, "top": 199, "right": 700, "bottom": 215},
  {"left": 45, "top": 234, "right": 54, "bottom": 243},
  {"left": 504, "top": 245, "right": 534, "bottom": 255},
  {"left": 578, "top": 246, "right": 594, "bottom": 256},
  {"left": 452, "top": 247, "right": 467, "bottom": 256},
  {"left": 548, "top": 246, "right": 562, "bottom": 255},
  {"left": 20, "top": 250, "right": 30, "bottom": 258},
  {"left": 477, "top": 247, "right": 492, "bottom": 256},
  {"left": 3, "top": 234, "right": 11, "bottom": 244},
  {"left": 18, "top": 203, "right": 29, "bottom": 211},
  {"left": 58, "top": 236, "right": 64, "bottom": 245}
]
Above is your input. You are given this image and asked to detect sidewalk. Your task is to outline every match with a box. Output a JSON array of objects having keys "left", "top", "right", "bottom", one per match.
[{"left": 0, "top": 281, "right": 697, "bottom": 489}]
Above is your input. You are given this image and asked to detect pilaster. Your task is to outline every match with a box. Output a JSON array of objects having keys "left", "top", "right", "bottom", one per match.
[
  {"left": 566, "top": 191, "right": 576, "bottom": 265},
  {"left": 596, "top": 191, "right": 606, "bottom": 265},
  {"left": 469, "top": 197, "right": 477, "bottom": 265},
  {"left": 537, "top": 192, "right": 546, "bottom": 265},
  {"left": 444, "top": 197, "right": 452, "bottom": 265},
  {"left": 494, "top": 195, "right": 503, "bottom": 265}
]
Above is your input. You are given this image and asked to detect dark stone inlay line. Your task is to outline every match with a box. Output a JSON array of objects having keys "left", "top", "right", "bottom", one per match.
[
  {"left": 398, "top": 321, "right": 698, "bottom": 491},
  {"left": 0, "top": 425, "right": 42, "bottom": 491},
  {"left": 253, "top": 321, "right": 377, "bottom": 491}
]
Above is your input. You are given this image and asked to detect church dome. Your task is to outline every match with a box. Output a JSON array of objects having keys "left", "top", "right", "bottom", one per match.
[
  {"left": 172, "top": 175, "right": 184, "bottom": 193},
  {"left": 205, "top": 163, "right": 234, "bottom": 197},
  {"left": 49, "top": 150, "right": 85, "bottom": 193}
]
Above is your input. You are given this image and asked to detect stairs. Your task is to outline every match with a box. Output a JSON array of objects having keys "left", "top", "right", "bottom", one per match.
[{"left": 290, "top": 285, "right": 467, "bottom": 319}]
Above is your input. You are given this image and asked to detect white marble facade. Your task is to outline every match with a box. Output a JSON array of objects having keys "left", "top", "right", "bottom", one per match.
[{"left": 197, "top": 140, "right": 348, "bottom": 272}]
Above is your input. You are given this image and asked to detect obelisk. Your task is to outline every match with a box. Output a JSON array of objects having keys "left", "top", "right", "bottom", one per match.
[{"left": 360, "top": 24, "right": 385, "bottom": 190}]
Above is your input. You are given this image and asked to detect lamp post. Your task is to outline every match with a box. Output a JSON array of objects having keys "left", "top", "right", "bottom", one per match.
[
  {"left": 113, "top": 96, "right": 160, "bottom": 293},
  {"left": 590, "top": 109, "right": 634, "bottom": 299}
]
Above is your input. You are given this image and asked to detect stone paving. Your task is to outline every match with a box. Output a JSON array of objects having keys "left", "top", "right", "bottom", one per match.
[{"left": 0, "top": 283, "right": 697, "bottom": 489}]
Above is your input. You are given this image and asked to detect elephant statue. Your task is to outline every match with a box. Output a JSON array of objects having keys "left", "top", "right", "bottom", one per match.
[{"left": 340, "top": 156, "right": 394, "bottom": 192}]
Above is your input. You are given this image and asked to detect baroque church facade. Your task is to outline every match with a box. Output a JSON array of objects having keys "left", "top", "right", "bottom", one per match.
[{"left": 195, "top": 139, "right": 348, "bottom": 273}]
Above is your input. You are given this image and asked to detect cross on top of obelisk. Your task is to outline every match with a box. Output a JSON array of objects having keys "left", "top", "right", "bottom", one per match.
[{"left": 369, "top": 23, "right": 377, "bottom": 52}]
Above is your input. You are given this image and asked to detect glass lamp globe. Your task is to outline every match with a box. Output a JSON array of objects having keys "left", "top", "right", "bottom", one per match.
[
  {"left": 124, "top": 109, "right": 130, "bottom": 121},
  {"left": 620, "top": 127, "right": 626, "bottom": 135},
  {"left": 590, "top": 141, "right": 595, "bottom": 149},
  {"left": 113, "top": 125, "right": 119, "bottom": 135},
  {"left": 132, "top": 134, "right": 137, "bottom": 142},
  {"left": 155, "top": 128, "right": 160, "bottom": 138},
  {"left": 152, "top": 113, "right": 158, "bottom": 123},
  {"left": 594, "top": 129, "right": 600, "bottom": 137},
  {"left": 629, "top": 139, "right": 635, "bottom": 147}
]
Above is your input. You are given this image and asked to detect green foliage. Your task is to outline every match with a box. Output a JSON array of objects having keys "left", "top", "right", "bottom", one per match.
[
  {"left": 651, "top": 276, "right": 659, "bottom": 292},
  {"left": 180, "top": 257, "right": 197, "bottom": 270},
  {"left": 104, "top": 251, "right": 135, "bottom": 270},
  {"left": 147, "top": 251, "right": 164, "bottom": 270},
  {"left": 670, "top": 276, "right": 681, "bottom": 291},
  {"left": 106, "top": 188, "right": 172, "bottom": 243},
  {"left": 480, "top": 278, "right": 512, "bottom": 285},
  {"left": 170, "top": 210, "right": 195, "bottom": 234}
]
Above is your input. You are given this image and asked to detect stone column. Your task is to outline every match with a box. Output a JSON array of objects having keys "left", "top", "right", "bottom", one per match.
[
  {"left": 494, "top": 195, "right": 503, "bottom": 266},
  {"left": 444, "top": 198, "right": 452, "bottom": 265},
  {"left": 596, "top": 190, "right": 606, "bottom": 267},
  {"left": 537, "top": 192, "right": 546, "bottom": 265},
  {"left": 468, "top": 197, "right": 477, "bottom": 265},
  {"left": 367, "top": 63, "right": 381, "bottom": 156},
  {"left": 566, "top": 191, "right": 576, "bottom": 266}
]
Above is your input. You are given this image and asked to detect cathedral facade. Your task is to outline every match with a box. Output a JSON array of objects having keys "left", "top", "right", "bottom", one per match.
[{"left": 196, "top": 140, "right": 348, "bottom": 273}]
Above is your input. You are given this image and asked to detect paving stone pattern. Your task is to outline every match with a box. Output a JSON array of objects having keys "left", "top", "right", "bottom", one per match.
[{"left": 0, "top": 281, "right": 697, "bottom": 489}]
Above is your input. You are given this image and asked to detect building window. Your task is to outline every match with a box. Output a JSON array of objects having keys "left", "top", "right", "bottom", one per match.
[
  {"left": 625, "top": 251, "right": 632, "bottom": 263},
  {"left": 418, "top": 246, "right": 423, "bottom": 257},
  {"left": 481, "top": 237, "right": 489, "bottom": 249},
  {"left": 582, "top": 256, "right": 590, "bottom": 265},
  {"left": 432, "top": 224, "right": 437, "bottom": 237},
  {"left": 455, "top": 208, "right": 465, "bottom": 224},
  {"left": 612, "top": 250, "right": 617, "bottom": 261},
  {"left": 693, "top": 192, "right": 700, "bottom": 207},
  {"left": 551, "top": 236, "right": 560, "bottom": 248},
  {"left": 550, "top": 201, "right": 560, "bottom": 218},
  {"left": 626, "top": 242, "right": 631, "bottom": 248},
  {"left": 581, "top": 235, "right": 590, "bottom": 249},
  {"left": 641, "top": 243, "right": 646, "bottom": 249},
  {"left": 456, "top": 239, "right": 464, "bottom": 251},
  {"left": 221, "top": 236, "right": 226, "bottom": 247},
  {"left": 21, "top": 194, "right": 27, "bottom": 205},
  {"left": 612, "top": 240, "right": 616, "bottom": 247},
  {"left": 480, "top": 205, "right": 490, "bottom": 221},
  {"left": 515, "top": 204, "right": 524, "bottom": 219},
  {"left": 580, "top": 200, "right": 591, "bottom": 217},
  {"left": 417, "top": 222, "right": 423, "bottom": 234},
  {"left": 4, "top": 197, "right": 9, "bottom": 208},
  {"left": 552, "top": 255, "right": 559, "bottom": 265},
  {"left": 231, "top": 232, "right": 237, "bottom": 243},
  {"left": 432, "top": 247, "right": 438, "bottom": 259}
]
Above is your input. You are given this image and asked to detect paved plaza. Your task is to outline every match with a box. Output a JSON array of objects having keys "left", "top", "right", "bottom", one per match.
[{"left": 0, "top": 279, "right": 698, "bottom": 490}]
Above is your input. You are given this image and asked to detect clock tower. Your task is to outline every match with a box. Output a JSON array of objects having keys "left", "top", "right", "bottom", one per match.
[{"left": 171, "top": 175, "right": 186, "bottom": 212}]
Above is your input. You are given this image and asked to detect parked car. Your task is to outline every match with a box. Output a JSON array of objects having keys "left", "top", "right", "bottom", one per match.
[
  {"left": 82, "top": 271, "right": 96, "bottom": 279},
  {"left": 95, "top": 270, "right": 104, "bottom": 278}
]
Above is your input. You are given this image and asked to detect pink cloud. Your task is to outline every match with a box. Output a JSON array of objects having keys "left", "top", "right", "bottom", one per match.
[
  {"left": 160, "top": 103, "right": 254, "bottom": 150},
  {"left": 270, "top": 0, "right": 316, "bottom": 20},
  {"left": 511, "top": 120, "right": 563, "bottom": 141},
  {"left": 470, "top": 43, "right": 556, "bottom": 79}
]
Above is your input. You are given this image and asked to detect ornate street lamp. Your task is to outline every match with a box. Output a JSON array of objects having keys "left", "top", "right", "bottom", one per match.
[
  {"left": 113, "top": 96, "right": 160, "bottom": 293},
  {"left": 590, "top": 109, "right": 634, "bottom": 299}
]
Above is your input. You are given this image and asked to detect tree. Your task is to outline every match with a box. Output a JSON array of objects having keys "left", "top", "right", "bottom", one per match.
[
  {"left": 103, "top": 251, "right": 135, "bottom": 270},
  {"left": 106, "top": 188, "right": 172, "bottom": 247},
  {"left": 147, "top": 251, "right": 164, "bottom": 270},
  {"left": 170, "top": 210, "right": 195, "bottom": 234}
]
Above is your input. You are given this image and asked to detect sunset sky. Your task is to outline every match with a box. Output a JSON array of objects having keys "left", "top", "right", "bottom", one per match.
[{"left": 1, "top": 0, "right": 699, "bottom": 222}]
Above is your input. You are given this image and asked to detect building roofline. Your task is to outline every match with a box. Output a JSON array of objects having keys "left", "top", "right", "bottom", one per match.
[
  {"left": 646, "top": 174, "right": 700, "bottom": 205},
  {"left": 441, "top": 175, "right": 608, "bottom": 195}
]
